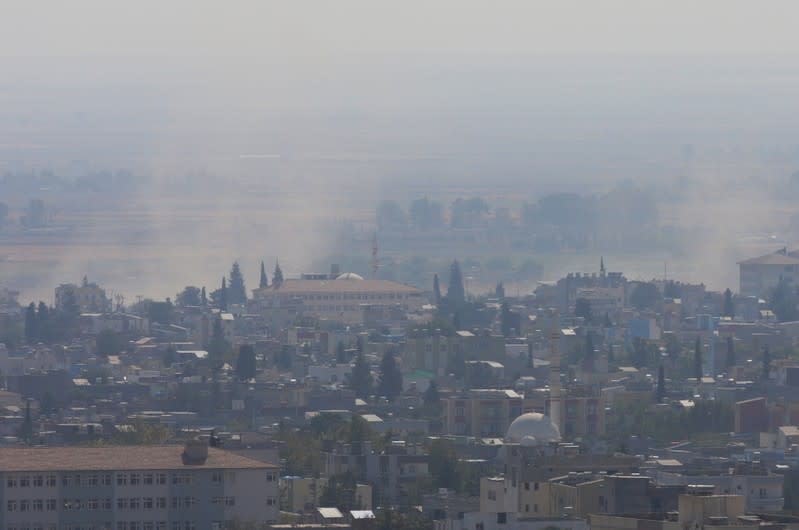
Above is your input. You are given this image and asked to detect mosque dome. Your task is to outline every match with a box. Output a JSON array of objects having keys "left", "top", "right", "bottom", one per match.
[
  {"left": 336, "top": 273, "right": 365, "bottom": 280},
  {"left": 505, "top": 413, "right": 561, "bottom": 445}
]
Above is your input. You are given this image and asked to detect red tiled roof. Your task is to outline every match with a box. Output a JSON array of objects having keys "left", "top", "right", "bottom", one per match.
[{"left": 0, "top": 445, "right": 277, "bottom": 472}]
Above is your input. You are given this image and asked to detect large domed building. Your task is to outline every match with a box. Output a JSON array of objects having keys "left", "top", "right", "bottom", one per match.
[{"left": 505, "top": 412, "right": 561, "bottom": 446}]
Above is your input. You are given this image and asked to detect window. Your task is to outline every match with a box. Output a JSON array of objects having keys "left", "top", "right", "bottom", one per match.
[
  {"left": 487, "top": 490, "right": 496, "bottom": 501},
  {"left": 103, "top": 498, "right": 112, "bottom": 511},
  {"left": 143, "top": 524, "right": 154, "bottom": 530},
  {"left": 117, "top": 524, "right": 128, "bottom": 530},
  {"left": 534, "top": 482, "right": 539, "bottom": 491},
  {"left": 524, "top": 482, "right": 529, "bottom": 491},
  {"left": 156, "top": 497, "right": 167, "bottom": 509},
  {"left": 47, "top": 475, "right": 57, "bottom": 487},
  {"left": 87, "top": 474, "right": 99, "bottom": 486},
  {"left": 70, "top": 474, "right": 79, "bottom": 487},
  {"left": 7, "top": 476, "right": 16, "bottom": 488},
  {"left": 143, "top": 473, "right": 154, "bottom": 485},
  {"left": 211, "top": 472, "right": 223, "bottom": 484},
  {"left": 117, "top": 498, "right": 128, "bottom": 510},
  {"left": 129, "top": 498, "right": 140, "bottom": 510},
  {"left": 7, "top": 500, "right": 17, "bottom": 511},
  {"left": 497, "top": 513, "right": 507, "bottom": 524},
  {"left": 33, "top": 499, "right": 43, "bottom": 511},
  {"left": 20, "top": 500, "right": 30, "bottom": 512},
  {"left": 62, "top": 475, "right": 72, "bottom": 487},
  {"left": 19, "top": 475, "right": 30, "bottom": 487},
  {"left": 156, "top": 474, "right": 167, "bottom": 485},
  {"left": 266, "top": 497, "right": 277, "bottom": 506},
  {"left": 224, "top": 472, "right": 236, "bottom": 484},
  {"left": 143, "top": 497, "right": 153, "bottom": 509},
  {"left": 46, "top": 499, "right": 57, "bottom": 511},
  {"left": 33, "top": 475, "right": 44, "bottom": 487},
  {"left": 117, "top": 474, "right": 128, "bottom": 486},
  {"left": 102, "top": 474, "right": 112, "bottom": 486},
  {"left": 225, "top": 497, "right": 236, "bottom": 507},
  {"left": 130, "top": 473, "right": 140, "bottom": 485}
]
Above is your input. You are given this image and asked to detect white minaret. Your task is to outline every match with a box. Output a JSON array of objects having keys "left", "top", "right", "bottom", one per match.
[{"left": 549, "top": 310, "right": 562, "bottom": 434}]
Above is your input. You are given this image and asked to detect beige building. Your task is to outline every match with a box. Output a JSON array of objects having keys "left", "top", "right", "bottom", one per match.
[
  {"left": 442, "top": 389, "right": 524, "bottom": 437},
  {"left": 739, "top": 250, "right": 799, "bottom": 297},
  {"left": 0, "top": 442, "right": 279, "bottom": 529},
  {"left": 252, "top": 276, "right": 424, "bottom": 324},
  {"left": 55, "top": 282, "right": 108, "bottom": 313}
]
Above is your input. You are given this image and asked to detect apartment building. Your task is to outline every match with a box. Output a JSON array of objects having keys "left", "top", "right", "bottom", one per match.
[{"left": 0, "top": 442, "right": 279, "bottom": 530}]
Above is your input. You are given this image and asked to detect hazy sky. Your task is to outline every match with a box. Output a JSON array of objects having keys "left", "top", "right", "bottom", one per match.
[{"left": 3, "top": 1, "right": 799, "bottom": 60}]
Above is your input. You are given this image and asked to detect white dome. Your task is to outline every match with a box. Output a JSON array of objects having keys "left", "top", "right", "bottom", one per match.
[
  {"left": 505, "top": 413, "right": 561, "bottom": 445},
  {"left": 337, "top": 273, "right": 364, "bottom": 280}
]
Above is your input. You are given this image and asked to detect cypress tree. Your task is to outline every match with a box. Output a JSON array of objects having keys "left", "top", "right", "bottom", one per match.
[
  {"left": 259, "top": 261, "right": 269, "bottom": 289},
  {"left": 219, "top": 277, "right": 228, "bottom": 311},
  {"left": 201, "top": 286, "right": 207, "bottom": 306},
  {"left": 348, "top": 351, "right": 373, "bottom": 400},
  {"left": 694, "top": 337, "right": 703, "bottom": 380},
  {"left": 763, "top": 345, "right": 771, "bottom": 380},
  {"left": 446, "top": 259, "right": 466, "bottom": 305},
  {"left": 433, "top": 274, "right": 442, "bottom": 305},
  {"left": 723, "top": 288, "right": 735, "bottom": 318},
  {"left": 273, "top": 260, "right": 284, "bottom": 288},
  {"left": 377, "top": 349, "right": 403, "bottom": 402},
  {"left": 24, "top": 303, "right": 37, "bottom": 344},
  {"left": 726, "top": 336, "right": 735, "bottom": 369},
  {"left": 228, "top": 262, "right": 247, "bottom": 304},
  {"left": 656, "top": 364, "right": 666, "bottom": 403}
]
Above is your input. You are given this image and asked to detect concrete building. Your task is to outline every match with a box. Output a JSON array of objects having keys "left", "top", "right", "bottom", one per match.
[
  {"left": 252, "top": 276, "right": 424, "bottom": 325},
  {"left": 55, "top": 282, "right": 109, "bottom": 313},
  {"left": 0, "top": 442, "right": 279, "bottom": 529},
  {"left": 739, "top": 250, "right": 799, "bottom": 297},
  {"left": 442, "top": 390, "right": 524, "bottom": 437}
]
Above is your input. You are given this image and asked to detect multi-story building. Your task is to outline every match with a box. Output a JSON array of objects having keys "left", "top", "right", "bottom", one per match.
[
  {"left": 252, "top": 274, "right": 424, "bottom": 325},
  {"left": 442, "top": 389, "right": 523, "bottom": 437},
  {"left": 0, "top": 442, "right": 279, "bottom": 530},
  {"left": 55, "top": 282, "right": 109, "bottom": 313},
  {"left": 402, "top": 330, "right": 505, "bottom": 376},
  {"left": 739, "top": 249, "right": 799, "bottom": 297}
]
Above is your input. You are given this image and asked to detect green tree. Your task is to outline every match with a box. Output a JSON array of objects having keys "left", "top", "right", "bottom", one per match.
[
  {"left": 219, "top": 277, "right": 228, "bottom": 311},
  {"left": 763, "top": 345, "right": 771, "bottom": 380},
  {"left": 348, "top": 351, "right": 373, "bottom": 400},
  {"left": 446, "top": 259, "right": 466, "bottom": 305},
  {"left": 433, "top": 273, "right": 442, "bottom": 305},
  {"left": 95, "top": 328, "right": 125, "bottom": 357},
  {"left": 147, "top": 300, "right": 172, "bottom": 325},
  {"left": 726, "top": 336, "right": 735, "bottom": 369},
  {"left": 584, "top": 331, "right": 595, "bottom": 364},
  {"left": 377, "top": 350, "right": 403, "bottom": 401},
  {"left": 500, "top": 301, "right": 516, "bottom": 337},
  {"left": 656, "top": 364, "right": 666, "bottom": 403},
  {"left": 175, "top": 286, "right": 202, "bottom": 307},
  {"left": 575, "top": 297, "right": 592, "bottom": 322},
  {"left": 272, "top": 260, "right": 284, "bottom": 288},
  {"left": 259, "top": 261, "right": 268, "bottom": 289},
  {"left": 694, "top": 337, "right": 703, "bottom": 380},
  {"left": 24, "top": 303, "right": 37, "bottom": 344},
  {"left": 208, "top": 317, "right": 231, "bottom": 366},
  {"left": 228, "top": 262, "right": 247, "bottom": 305},
  {"left": 429, "top": 439, "right": 461, "bottom": 490},
  {"left": 423, "top": 380, "right": 440, "bottom": 407},
  {"left": 336, "top": 341, "right": 347, "bottom": 364},
  {"left": 236, "top": 344, "right": 257, "bottom": 381},
  {"left": 319, "top": 471, "right": 358, "bottom": 510},
  {"left": 18, "top": 400, "right": 33, "bottom": 445},
  {"left": 723, "top": 288, "right": 735, "bottom": 318},
  {"left": 163, "top": 345, "right": 177, "bottom": 368},
  {"left": 771, "top": 277, "right": 798, "bottom": 322},
  {"left": 201, "top": 286, "right": 207, "bottom": 306},
  {"left": 630, "top": 282, "right": 661, "bottom": 311}
]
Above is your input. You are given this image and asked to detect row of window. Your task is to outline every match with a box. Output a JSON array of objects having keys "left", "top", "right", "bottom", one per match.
[
  {"left": 7, "top": 473, "right": 175, "bottom": 489},
  {"left": 6, "top": 499, "right": 57, "bottom": 512},
  {"left": 6, "top": 496, "right": 194, "bottom": 512},
  {"left": 9, "top": 521, "right": 213, "bottom": 530},
  {"left": 296, "top": 293, "right": 406, "bottom": 301}
]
